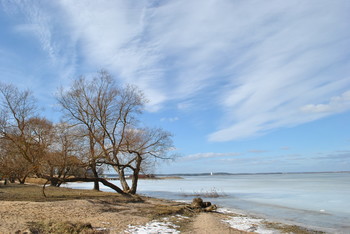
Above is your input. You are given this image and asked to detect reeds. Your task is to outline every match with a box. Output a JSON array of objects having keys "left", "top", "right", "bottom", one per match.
[{"left": 180, "top": 187, "right": 226, "bottom": 198}]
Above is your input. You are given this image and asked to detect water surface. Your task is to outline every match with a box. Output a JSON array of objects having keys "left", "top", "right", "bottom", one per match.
[{"left": 65, "top": 172, "right": 350, "bottom": 233}]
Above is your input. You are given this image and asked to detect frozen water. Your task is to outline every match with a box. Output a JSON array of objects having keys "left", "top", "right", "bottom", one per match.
[{"left": 64, "top": 172, "right": 350, "bottom": 233}]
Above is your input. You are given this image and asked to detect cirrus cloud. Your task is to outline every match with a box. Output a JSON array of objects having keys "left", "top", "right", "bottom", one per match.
[
  {"left": 181, "top": 152, "right": 241, "bottom": 161},
  {"left": 1, "top": 0, "right": 349, "bottom": 142}
]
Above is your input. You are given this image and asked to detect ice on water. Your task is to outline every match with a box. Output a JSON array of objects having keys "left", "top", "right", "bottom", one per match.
[{"left": 64, "top": 172, "right": 350, "bottom": 233}]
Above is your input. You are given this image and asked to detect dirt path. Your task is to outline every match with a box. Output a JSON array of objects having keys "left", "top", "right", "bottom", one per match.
[{"left": 187, "top": 213, "right": 251, "bottom": 234}]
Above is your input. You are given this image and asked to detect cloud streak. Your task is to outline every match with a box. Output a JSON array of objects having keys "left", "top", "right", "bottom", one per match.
[
  {"left": 207, "top": 1, "right": 350, "bottom": 141},
  {"left": 1, "top": 0, "right": 349, "bottom": 141},
  {"left": 301, "top": 90, "right": 350, "bottom": 114},
  {"left": 161, "top": 117, "right": 179, "bottom": 122},
  {"left": 181, "top": 152, "right": 241, "bottom": 161}
]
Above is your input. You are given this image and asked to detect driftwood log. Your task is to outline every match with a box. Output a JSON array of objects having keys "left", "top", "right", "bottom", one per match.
[{"left": 190, "top": 198, "right": 217, "bottom": 212}]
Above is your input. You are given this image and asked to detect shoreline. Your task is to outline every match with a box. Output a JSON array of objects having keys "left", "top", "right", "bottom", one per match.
[
  {"left": 0, "top": 183, "right": 333, "bottom": 233},
  {"left": 0, "top": 183, "right": 243, "bottom": 233},
  {"left": 215, "top": 207, "right": 331, "bottom": 234},
  {"left": 103, "top": 176, "right": 184, "bottom": 181},
  {"left": 64, "top": 178, "right": 345, "bottom": 233}
]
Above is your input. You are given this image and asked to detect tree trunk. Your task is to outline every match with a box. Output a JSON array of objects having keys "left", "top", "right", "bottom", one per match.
[
  {"left": 91, "top": 164, "right": 100, "bottom": 191},
  {"left": 18, "top": 176, "right": 27, "bottom": 184},
  {"left": 129, "top": 156, "right": 142, "bottom": 194},
  {"left": 50, "top": 168, "right": 58, "bottom": 186},
  {"left": 89, "top": 135, "right": 100, "bottom": 191},
  {"left": 116, "top": 168, "right": 130, "bottom": 192},
  {"left": 50, "top": 179, "right": 59, "bottom": 186},
  {"left": 129, "top": 171, "right": 139, "bottom": 195},
  {"left": 39, "top": 175, "right": 126, "bottom": 194},
  {"left": 93, "top": 180, "right": 100, "bottom": 191}
]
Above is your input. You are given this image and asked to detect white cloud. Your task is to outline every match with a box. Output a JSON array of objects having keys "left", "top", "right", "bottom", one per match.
[
  {"left": 182, "top": 152, "right": 241, "bottom": 161},
  {"left": 301, "top": 90, "right": 350, "bottom": 114},
  {"left": 160, "top": 117, "right": 179, "bottom": 122},
  {"left": 2, "top": 1, "right": 77, "bottom": 84},
  {"left": 7, "top": 2, "right": 57, "bottom": 62},
  {"left": 311, "top": 151, "right": 350, "bottom": 161},
  {"left": 2, "top": 0, "right": 349, "bottom": 141},
  {"left": 248, "top": 149, "right": 268, "bottom": 154},
  {"left": 207, "top": 1, "right": 350, "bottom": 141},
  {"left": 280, "top": 146, "right": 290, "bottom": 151},
  {"left": 57, "top": 0, "right": 168, "bottom": 110},
  {"left": 177, "top": 101, "right": 193, "bottom": 111}
]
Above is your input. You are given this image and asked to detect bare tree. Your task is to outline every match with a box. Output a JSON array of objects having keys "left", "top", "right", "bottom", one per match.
[
  {"left": 0, "top": 71, "right": 175, "bottom": 194},
  {"left": 0, "top": 84, "right": 88, "bottom": 187},
  {"left": 58, "top": 71, "right": 177, "bottom": 194},
  {"left": 120, "top": 127, "right": 175, "bottom": 194},
  {"left": 45, "top": 123, "right": 85, "bottom": 186},
  {"left": 58, "top": 71, "right": 145, "bottom": 193},
  {"left": 0, "top": 139, "right": 33, "bottom": 183},
  {"left": 0, "top": 84, "right": 36, "bottom": 160},
  {"left": 79, "top": 127, "right": 104, "bottom": 191},
  {"left": 0, "top": 83, "right": 41, "bottom": 182}
]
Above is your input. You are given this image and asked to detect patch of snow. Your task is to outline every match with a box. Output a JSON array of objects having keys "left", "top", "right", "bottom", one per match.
[
  {"left": 217, "top": 207, "right": 235, "bottom": 214},
  {"left": 174, "top": 214, "right": 190, "bottom": 219},
  {"left": 223, "top": 216, "right": 279, "bottom": 234},
  {"left": 125, "top": 220, "right": 179, "bottom": 234},
  {"left": 174, "top": 200, "right": 190, "bottom": 203},
  {"left": 216, "top": 207, "right": 248, "bottom": 216}
]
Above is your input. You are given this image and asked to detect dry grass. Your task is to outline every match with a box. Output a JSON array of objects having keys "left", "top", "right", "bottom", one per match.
[
  {"left": 0, "top": 183, "right": 136, "bottom": 202},
  {"left": 0, "top": 183, "right": 191, "bottom": 233},
  {"left": 262, "top": 221, "right": 326, "bottom": 234},
  {"left": 26, "top": 221, "right": 101, "bottom": 234},
  {"left": 0, "top": 183, "right": 189, "bottom": 218},
  {"left": 25, "top": 177, "right": 50, "bottom": 185}
]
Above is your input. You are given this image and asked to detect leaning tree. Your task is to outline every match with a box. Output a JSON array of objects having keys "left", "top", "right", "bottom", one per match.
[{"left": 58, "top": 71, "right": 175, "bottom": 194}]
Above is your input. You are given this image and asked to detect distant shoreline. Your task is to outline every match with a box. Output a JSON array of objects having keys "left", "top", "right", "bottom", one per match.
[
  {"left": 103, "top": 170, "right": 350, "bottom": 178},
  {"left": 104, "top": 176, "right": 184, "bottom": 180}
]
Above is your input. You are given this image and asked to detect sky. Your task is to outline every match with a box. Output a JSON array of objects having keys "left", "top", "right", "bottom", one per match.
[{"left": 1, "top": 0, "right": 350, "bottom": 174}]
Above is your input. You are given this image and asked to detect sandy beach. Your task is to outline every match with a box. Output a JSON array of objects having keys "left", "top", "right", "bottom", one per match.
[
  {"left": 0, "top": 184, "right": 252, "bottom": 233},
  {"left": 0, "top": 199, "right": 248, "bottom": 233},
  {"left": 0, "top": 183, "right": 325, "bottom": 233}
]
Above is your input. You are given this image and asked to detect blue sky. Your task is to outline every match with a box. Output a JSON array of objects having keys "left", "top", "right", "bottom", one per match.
[{"left": 1, "top": 0, "right": 350, "bottom": 174}]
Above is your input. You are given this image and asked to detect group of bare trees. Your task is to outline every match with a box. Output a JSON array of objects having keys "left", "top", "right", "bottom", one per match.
[{"left": 0, "top": 71, "right": 174, "bottom": 194}]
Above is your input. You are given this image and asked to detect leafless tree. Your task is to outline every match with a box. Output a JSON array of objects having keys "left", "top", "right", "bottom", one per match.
[
  {"left": 45, "top": 123, "right": 85, "bottom": 186},
  {"left": 0, "top": 83, "right": 41, "bottom": 182},
  {"left": 0, "top": 83, "right": 90, "bottom": 187},
  {"left": 0, "top": 139, "right": 33, "bottom": 183},
  {"left": 120, "top": 127, "right": 175, "bottom": 194},
  {"left": 0, "top": 83, "right": 37, "bottom": 163},
  {"left": 58, "top": 71, "right": 145, "bottom": 193},
  {"left": 0, "top": 72, "right": 175, "bottom": 194}
]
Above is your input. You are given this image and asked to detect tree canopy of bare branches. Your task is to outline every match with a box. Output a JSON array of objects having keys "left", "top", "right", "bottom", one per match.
[
  {"left": 0, "top": 71, "right": 175, "bottom": 195},
  {"left": 58, "top": 71, "right": 175, "bottom": 194}
]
